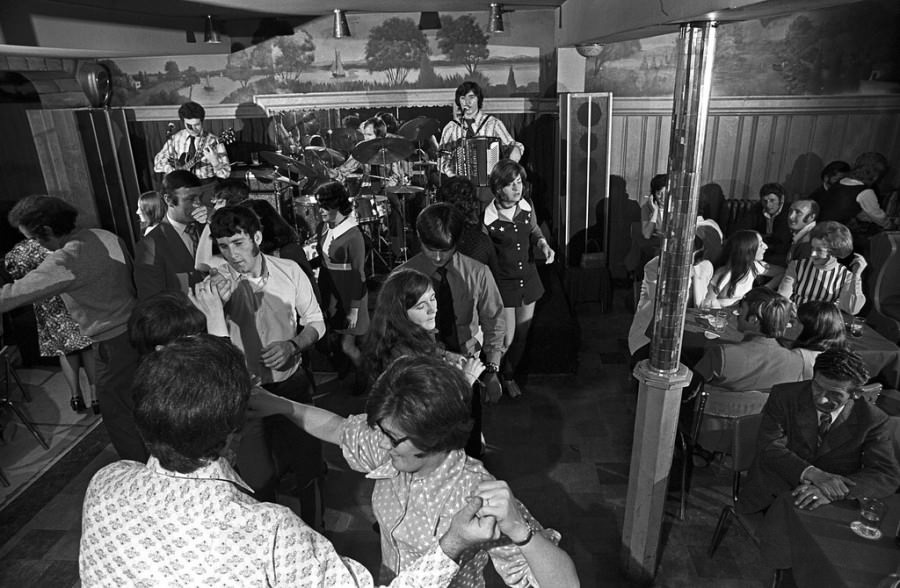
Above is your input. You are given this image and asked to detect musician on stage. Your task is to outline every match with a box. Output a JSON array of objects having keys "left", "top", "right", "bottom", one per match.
[
  {"left": 153, "top": 101, "right": 231, "bottom": 180},
  {"left": 327, "top": 115, "right": 406, "bottom": 186},
  {"left": 438, "top": 81, "right": 524, "bottom": 178}
]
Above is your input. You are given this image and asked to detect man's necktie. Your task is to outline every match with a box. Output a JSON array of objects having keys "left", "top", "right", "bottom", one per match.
[
  {"left": 464, "top": 120, "right": 475, "bottom": 139},
  {"left": 816, "top": 411, "right": 831, "bottom": 448},
  {"left": 433, "top": 267, "right": 459, "bottom": 352},
  {"left": 187, "top": 136, "right": 197, "bottom": 163},
  {"left": 184, "top": 222, "right": 201, "bottom": 250}
]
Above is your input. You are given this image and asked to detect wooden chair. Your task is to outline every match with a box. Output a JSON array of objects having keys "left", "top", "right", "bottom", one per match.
[{"left": 708, "top": 413, "right": 765, "bottom": 556}]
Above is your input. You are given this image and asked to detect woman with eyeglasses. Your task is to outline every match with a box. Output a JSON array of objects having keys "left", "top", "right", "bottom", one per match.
[{"left": 249, "top": 355, "right": 578, "bottom": 588}]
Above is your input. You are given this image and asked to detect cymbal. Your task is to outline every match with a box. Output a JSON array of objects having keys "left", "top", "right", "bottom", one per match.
[
  {"left": 259, "top": 151, "right": 320, "bottom": 178},
  {"left": 351, "top": 137, "right": 415, "bottom": 166},
  {"left": 330, "top": 128, "right": 364, "bottom": 153},
  {"left": 304, "top": 146, "right": 346, "bottom": 167},
  {"left": 397, "top": 116, "right": 441, "bottom": 144},
  {"left": 251, "top": 167, "right": 304, "bottom": 187},
  {"left": 384, "top": 185, "right": 425, "bottom": 195}
]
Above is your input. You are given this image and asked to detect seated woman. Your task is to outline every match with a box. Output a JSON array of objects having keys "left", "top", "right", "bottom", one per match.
[
  {"left": 249, "top": 355, "right": 578, "bottom": 588},
  {"left": 628, "top": 236, "right": 713, "bottom": 360},
  {"left": 702, "top": 229, "right": 782, "bottom": 309},
  {"left": 776, "top": 221, "right": 867, "bottom": 315},
  {"left": 792, "top": 300, "right": 848, "bottom": 373}
]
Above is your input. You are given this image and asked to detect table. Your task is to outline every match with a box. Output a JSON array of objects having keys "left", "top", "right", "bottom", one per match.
[
  {"left": 779, "top": 492, "right": 900, "bottom": 587},
  {"left": 680, "top": 308, "right": 900, "bottom": 389}
]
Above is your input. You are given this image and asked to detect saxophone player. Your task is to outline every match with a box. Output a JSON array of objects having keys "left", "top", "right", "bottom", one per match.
[{"left": 153, "top": 101, "right": 231, "bottom": 180}]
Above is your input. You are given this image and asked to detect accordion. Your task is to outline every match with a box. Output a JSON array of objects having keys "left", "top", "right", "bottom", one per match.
[{"left": 451, "top": 137, "right": 500, "bottom": 187}]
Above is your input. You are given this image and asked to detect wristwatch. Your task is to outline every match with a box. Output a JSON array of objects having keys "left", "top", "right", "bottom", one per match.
[
  {"left": 484, "top": 362, "right": 500, "bottom": 374},
  {"left": 511, "top": 527, "right": 534, "bottom": 546}
]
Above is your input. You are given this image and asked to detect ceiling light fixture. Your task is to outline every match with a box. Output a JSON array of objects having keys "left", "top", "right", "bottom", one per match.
[
  {"left": 418, "top": 12, "right": 442, "bottom": 30},
  {"left": 204, "top": 15, "right": 221, "bottom": 44},
  {"left": 488, "top": 4, "right": 508, "bottom": 34},
  {"left": 333, "top": 9, "right": 351, "bottom": 38}
]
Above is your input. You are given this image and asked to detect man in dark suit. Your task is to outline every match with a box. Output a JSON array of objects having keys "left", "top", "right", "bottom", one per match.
[
  {"left": 754, "top": 182, "right": 792, "bottom": 266},
  {"left": 134, "top": 170, "right": 206, "bottom": 300},
  {"left": 739, "top": 347, "right": 900, "bottom": 577}
]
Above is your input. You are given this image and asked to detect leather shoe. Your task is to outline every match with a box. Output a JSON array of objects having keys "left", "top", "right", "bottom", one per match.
[{"left": 70, "top": 395, "right": 86, "bottom": 412}]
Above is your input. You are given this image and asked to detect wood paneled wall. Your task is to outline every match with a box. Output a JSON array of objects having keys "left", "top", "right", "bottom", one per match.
[{"left": 610, "top": 95, "right": 900, "bottom": 202}]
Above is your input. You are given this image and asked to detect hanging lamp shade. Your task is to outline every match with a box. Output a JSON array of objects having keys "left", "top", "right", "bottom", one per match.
[
  {"left": 204, "top": 15, "right": 221, "bottom": 44},
  {"left": 333, "top": 9, "right": 351, "bottom": 38},
  {"left": 418, "top": 12, "right": 442, "bottom": 30},
  {"left": 488, "top": 4, "right": 505, "bottom": 33}
]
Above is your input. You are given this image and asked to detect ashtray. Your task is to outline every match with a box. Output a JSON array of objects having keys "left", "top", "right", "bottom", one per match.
[
  {"left": 849, "top": 520, "right": 883, "bottom": 540},
  {"left": 704, "top": 331, "right": 720, "bottom": 339}
]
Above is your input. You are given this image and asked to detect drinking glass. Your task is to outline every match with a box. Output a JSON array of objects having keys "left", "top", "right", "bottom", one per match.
[
  {"left": 852, "top": 496, "right": 887, "bottom": 539},
  {"left": 709, "top": 310, "right": 728, "bottom": 333},
  {"left": 850, "top": 316, "right": 865, "bottom": 337}
]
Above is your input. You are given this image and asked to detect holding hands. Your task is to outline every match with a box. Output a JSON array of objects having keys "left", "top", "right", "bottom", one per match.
[{"left": 474, "top": 480, "right": 532, "bottom": 544}]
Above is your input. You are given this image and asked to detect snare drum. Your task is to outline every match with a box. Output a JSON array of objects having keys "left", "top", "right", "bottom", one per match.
[
  {"left": 353, "top": 196, "right": 380, "bottom": 224},
  {"left": 293, "top": 195, "right": 320, "bottom": 240}
]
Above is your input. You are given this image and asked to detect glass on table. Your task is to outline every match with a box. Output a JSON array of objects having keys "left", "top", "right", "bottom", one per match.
[
  {"left": 850, "top": 496, "right": 887, "bottom": 539},
  {"left": 709, "top": 310, "right": 729, "bottom": 333},
  {"left": 845, "top": 316, "right": 865, "bottom": 338}
]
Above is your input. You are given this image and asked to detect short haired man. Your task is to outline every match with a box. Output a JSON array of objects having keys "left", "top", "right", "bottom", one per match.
[
  {"left": 808, "top": 160, "right": 850, "bottom": 203},
  {"left": 2, "top": 195, "right": 145, "bottom": 461},
  {"left": 400, "top": 204, "right": 506, "bottom": 452},
  {"left": 127, "top": 290, "right": 207, "bottom": 355},
  {"left": 785, "top": 198, "right": 819, "bottom": 261},
  {"left": 79, "top": 335, "right": 493, "bottom": 587},
  {"left": 640, "top": 173, "right": 668, "bottom": 240},
  {"left": 693, "top": 287, "right": 809, "bottom": 392},
  {"left": 755, "top": 182, "right": 791, "bottom": 265},
  {"left": 194, "top": 178, "right": 251, "bottom": 272},
  {"left": 134, "top": 170, "right": 206, "bottom": 300},
  {"left": 777, "top": 220, "right": 867, "bottom": 315},
  {"left": 739, "top": 347, "right": 900, "bottom": 576},
  {"left": 152, "top": 100, "right": 231, "bottom": 180},
  {"left": 209, "top": 205, "right": 326, "bottom": 518}
]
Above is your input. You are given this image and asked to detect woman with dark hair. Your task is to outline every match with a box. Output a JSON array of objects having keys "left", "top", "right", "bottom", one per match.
[
  {"left": 483, "top": 159, "right": 555, "bottom": 397},
  {"left": 136, "top": 191, "right": 166, "bottom": 236},
  {"left": 249, "top": 355, "right": 578, "bottom": 588},
  {"left": 793, "top": 300, "right": 848, "bottom": 373},
  {"left": 702, "top": 229, "right": 781, "bottom": 308},
  {"left": 438, "top": 176, "right": 497, "bottom": 269},
  {"left": 362, "top": 268, "right": 483, "bottom": 386},
  {"left": 315, "top": 182, "right": 368, "bottom": 375}
]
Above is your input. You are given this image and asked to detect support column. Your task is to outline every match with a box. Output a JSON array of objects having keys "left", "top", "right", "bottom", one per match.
[{"left": 622, "top": 21, "right": 717, "bottom": 583}]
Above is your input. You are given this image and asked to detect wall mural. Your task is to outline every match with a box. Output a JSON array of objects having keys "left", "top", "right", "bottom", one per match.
[
  {"left": 100, "top": 10, "right": 556, "bottom": 107},
  {"left": 585, "top": 2, "right": 900, "bottom": 97}
]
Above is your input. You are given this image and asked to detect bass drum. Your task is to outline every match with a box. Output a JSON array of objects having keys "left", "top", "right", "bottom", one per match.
[{"left": 293, "top": 195, "right": 320, "bottom": 242}]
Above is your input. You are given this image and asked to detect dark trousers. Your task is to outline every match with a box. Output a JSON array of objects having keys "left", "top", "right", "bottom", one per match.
[
  {"left": 95, "top": 331, "right": 147, "bottom": 462},
  {"left": 236, "top": 367, "right": 324, "bottom": 525},
  {"left": 465, "top": 383, "right": 484, "bottom": 458}
]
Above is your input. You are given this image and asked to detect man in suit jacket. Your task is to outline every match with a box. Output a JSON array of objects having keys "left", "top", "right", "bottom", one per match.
[
  {"left": 786, "top": 199, "right": 818, "bottom": 262},
  {"left": 134, "top": 170, "right": 206, "bottom": 300},
  {"left": 739, "top": 347, "right": 900, "bottom": 573},
  {"left": 754, "top": 182, "right": 792, "bottom": 266}
]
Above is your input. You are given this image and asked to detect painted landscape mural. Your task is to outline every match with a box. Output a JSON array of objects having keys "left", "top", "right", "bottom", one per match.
[
  {"left": 100, "top": 10, "right": 556, "bottom": 107},
  {"left": 585, "top": 2, "right": 900, "bottom": 97}
]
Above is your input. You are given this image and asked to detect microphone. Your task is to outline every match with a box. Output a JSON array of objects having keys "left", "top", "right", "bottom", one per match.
[{"left": 166, "top": 122, "right": 176, "bottom": 136}]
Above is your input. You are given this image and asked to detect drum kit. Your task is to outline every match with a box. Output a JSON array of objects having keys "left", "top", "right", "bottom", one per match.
[{"left": 232, "top": 117, "right": 442, "bottom": 274}]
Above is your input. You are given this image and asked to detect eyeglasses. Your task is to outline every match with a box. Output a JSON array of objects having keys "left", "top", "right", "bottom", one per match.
[{"left": 377, "top": 422, "right": 410, "bottom": 448}]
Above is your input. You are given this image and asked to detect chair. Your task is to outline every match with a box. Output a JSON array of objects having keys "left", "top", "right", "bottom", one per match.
[
  {"left": 0, "top": 345, "right": 50, "bottom": 462},
  {"left": 866, "top": 231, "right": 900, "bottom": 343},
  {"left": 708, "top": 413, "right": 764, "bottom": 556}
]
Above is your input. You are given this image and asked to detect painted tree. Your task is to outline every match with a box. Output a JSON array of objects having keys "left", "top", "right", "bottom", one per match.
[
  {"left": 275, "top": 32, "right": 315, "bottom": 82},
  {"left": 436, "top": 15, "right": 489, "bottom": 75},
  {"left": 164, "top": 60, "right": 180, "bottom": 81},
  {"left": 182, "top": 66, "right": 201, "bottom": 99},
  {"left": 365, "top": 17, "right": 429, "bottom": 85},
  {"left": 224, "top": 52, "right": 253, "bottom": 89}
]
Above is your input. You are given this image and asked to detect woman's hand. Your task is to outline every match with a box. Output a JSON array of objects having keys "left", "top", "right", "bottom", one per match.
[
  {"left": 208, "top": 268, "right": 236, "bottom": 302},
  {"left": 538, "top": 239, "right": 555, "bottom": 264},
  {"left": 189, "top": 277, "right": 229, "bottom": 336},
  {"left": 346, "top": 307, "right": 359, "bottom": 330},
  {"left": 474, "top": 480, "right": 530, "bottom": 541},
  {"left": 461, "top": 357, "right": 486, "bottom": 384},
  {"left": 247, "top": 388, "right": 289, "bottom": 418}
]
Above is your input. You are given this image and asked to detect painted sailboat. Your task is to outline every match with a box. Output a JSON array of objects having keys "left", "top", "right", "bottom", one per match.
[{"left": 331, "top": 49, "right": 346, "bottom": 78}]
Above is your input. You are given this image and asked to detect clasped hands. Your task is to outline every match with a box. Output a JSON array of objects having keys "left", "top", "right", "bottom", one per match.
[{"left": 793, "top": 467, "right": 856, "bottom": 510}]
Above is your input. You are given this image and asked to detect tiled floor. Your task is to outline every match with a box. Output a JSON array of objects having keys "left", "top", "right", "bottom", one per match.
[{"left": 0, "top": 290, "right": 771, "bottom": 587}]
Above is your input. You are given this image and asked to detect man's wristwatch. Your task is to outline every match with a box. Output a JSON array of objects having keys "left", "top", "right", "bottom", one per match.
[
  {"left": 287, "top": 339, "right": 301, "bottom": 355},
  {"left": 484, "top": 362, "right": 500, "bottom": 374},
  {"left": 511, "top": 526, "right": 534, "bottom": 546}
]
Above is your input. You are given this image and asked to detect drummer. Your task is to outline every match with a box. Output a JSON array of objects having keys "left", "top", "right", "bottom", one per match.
[
  {"left": 438, "top": 81, "right": 524, "bottom": 180},
  {"left": 327, "top": 116, "right": 407, "bottom": 188}
]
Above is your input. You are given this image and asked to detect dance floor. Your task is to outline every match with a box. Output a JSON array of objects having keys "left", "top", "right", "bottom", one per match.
[{"left": 0, "top": 289, "right": 769, "bottom": 587}]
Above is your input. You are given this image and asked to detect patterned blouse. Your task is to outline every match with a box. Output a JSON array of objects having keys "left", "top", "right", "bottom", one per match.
[
  {"left": 340, "top": 414, "right": 560, "bottom": 588},
  {"left": 79, "top": 456, "right": 459, "bottom": 587},
  {"left": 438, "top": 112, "right": 524, "bottom": 178}
]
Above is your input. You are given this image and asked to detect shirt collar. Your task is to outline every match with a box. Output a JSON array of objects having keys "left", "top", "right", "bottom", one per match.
[
  {"left": 816, "top": 402, "right": 847, "bottom": 424},
  {"left": 365, "top": 448, "right": 467, "bottom": 481},
  {"left": 220, "top": 252, "right": 269, "bottom": 281},
  {"left": 484, "top": 198, "right": 531, "bottom": 225},
  {"left": 762, "top": 203, "right": 783, "bottom": 220},
  {"left": 146, "top": 455, "right": 254, "bottom": 493},
  {"left": 325, "top": 215, "right": 358, "bottom": 242},
  {"left": 166, "top": 211, "right": 188, "bottom": 233},
  {"left": 792, "top": 221, "right": 816, "bottom": 242}
]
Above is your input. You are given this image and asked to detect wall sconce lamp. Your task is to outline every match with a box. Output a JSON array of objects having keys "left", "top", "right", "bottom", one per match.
[
  {"left": 418, "top": 12, "right": 442, "bottom": 30},
  {"left": 488, "top": 4, "right": 510, "bottom": 34},
  {"left": 333, "top": 9, "right": 351, "bottom": 38},
  {"left": 204, "top": 15, "right": 221, "bottom": 44}
]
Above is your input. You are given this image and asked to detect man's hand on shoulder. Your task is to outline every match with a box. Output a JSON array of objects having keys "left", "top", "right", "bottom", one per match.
[{"left": 439, "top": 496, "right": 497, "bottom": 561}]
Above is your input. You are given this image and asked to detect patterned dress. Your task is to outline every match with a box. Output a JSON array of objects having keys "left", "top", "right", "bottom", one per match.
[{"left": 3, "top": 239, "right": 92, "bottom": 357}]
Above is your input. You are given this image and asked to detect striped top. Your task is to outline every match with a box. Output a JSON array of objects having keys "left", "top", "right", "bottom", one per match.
[{"left": 777, "top": 258, "right": 865, "bottom": 314}]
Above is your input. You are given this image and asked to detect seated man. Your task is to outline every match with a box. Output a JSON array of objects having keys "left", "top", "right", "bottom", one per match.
[
  {"left": 754, "top": 183, "right": 791, "bottom": 266},
  {"left": 738, "top": 347, "right": 900, "bottom": 575},
  {"left": 777, "top": 221, "right": 867, "bottom": 315},
  {"left": 693, "top": 287, "right": 809, "bottom": 392},
  {"left": 785, "top": 199, "right": 818, "bottom": 262},
  {"left": 79, "top": 334, "right": 495, "bottom": 587}
]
